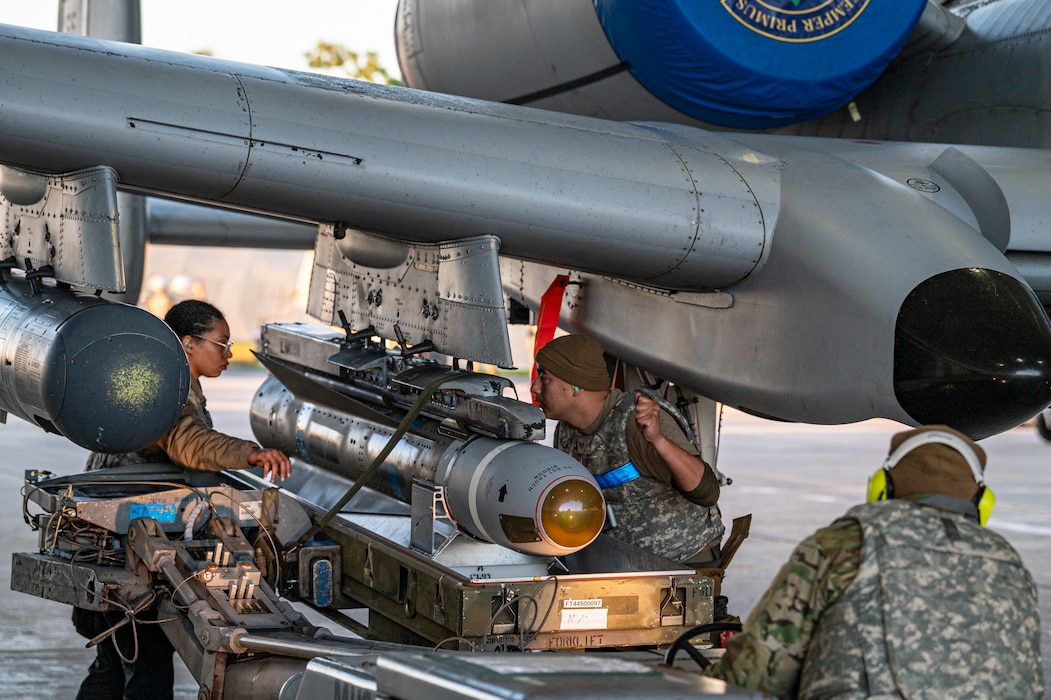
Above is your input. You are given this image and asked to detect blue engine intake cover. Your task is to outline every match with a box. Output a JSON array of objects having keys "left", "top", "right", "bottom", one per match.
[{"left": 594, "top": 0, "right": 927, "bottom": 129}]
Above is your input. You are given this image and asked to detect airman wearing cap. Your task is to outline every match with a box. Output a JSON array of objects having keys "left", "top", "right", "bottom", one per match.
[{"left": 531, "top": 334, "right": 724, "bottom": 566}]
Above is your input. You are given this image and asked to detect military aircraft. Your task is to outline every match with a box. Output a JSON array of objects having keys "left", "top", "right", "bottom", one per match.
[
  {"left": 1, "top": 0, "right": 1049, "bottom": 451},
  {"left": 5, "top": 1, "right": 1051, "bottom": 697}
]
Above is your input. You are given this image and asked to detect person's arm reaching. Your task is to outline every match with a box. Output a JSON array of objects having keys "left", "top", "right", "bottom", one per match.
[
  {"left": 247, "top": 447, "right": 292, "bottom": 482},
  {"left": 161, "top": 396, "right": 290, "bottom": 481},
  {"left": 633, "top": 393, "right": 711, "bottom": 493}
]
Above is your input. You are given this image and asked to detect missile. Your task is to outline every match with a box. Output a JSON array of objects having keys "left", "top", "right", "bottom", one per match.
[
  {"left": 250, "top": 376, "right": 605, "bottom": 556},
  {"left": 0, "top": 275, "right": 189, "bottom": 452},
  {"left": 0, "top": 25, "right": 1049, "bottom": 436},
  {"left": 248, "top": 324, "right": 604, "bottom": 557}
]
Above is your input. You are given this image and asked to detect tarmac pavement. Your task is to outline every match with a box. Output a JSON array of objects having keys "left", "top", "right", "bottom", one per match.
[{"left": 1, "top": 367, "right": 1048, "bottom": 698}]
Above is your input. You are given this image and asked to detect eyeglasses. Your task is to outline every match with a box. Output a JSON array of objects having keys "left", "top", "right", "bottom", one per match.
[{"left": 192, "top": 335, "right": 234, "bottom": 352}]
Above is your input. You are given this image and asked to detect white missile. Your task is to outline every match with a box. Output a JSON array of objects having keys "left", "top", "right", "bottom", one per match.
[{"left": 250, "top": 373, "right": 605, "bottom": 557}]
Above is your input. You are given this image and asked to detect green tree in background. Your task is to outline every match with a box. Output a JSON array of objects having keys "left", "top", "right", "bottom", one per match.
[{"left": 306, "top": 41, "right": 403, "bottom": 86}]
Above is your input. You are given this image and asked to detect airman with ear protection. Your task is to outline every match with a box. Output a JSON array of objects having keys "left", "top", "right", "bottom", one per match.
[
  {"left": 867, "top": 424, "right": 995, "bottom": 525},
  {"left": 705, "top": 424, "right": 1043, "bottom": 697}
]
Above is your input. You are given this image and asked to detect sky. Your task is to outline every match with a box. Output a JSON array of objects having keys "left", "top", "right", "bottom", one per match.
[{"left": 0, "top": 0, "right": 401, "bottom": 77}]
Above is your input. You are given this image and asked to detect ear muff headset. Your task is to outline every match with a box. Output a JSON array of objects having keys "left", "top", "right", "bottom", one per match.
[{"left": 867, "top": 430, "right": 995, "bottom": 526}]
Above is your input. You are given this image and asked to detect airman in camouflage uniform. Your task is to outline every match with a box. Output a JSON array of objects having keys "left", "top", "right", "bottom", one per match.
[
  {"left": 533, "top": 334, "right": 723, "bottom": 565},
  {"left": 704, "top": 425, "right": 1044, "bottom": 699}
]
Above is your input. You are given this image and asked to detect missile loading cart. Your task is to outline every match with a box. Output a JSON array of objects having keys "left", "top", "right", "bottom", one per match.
[{"left": 12, "top": 322, "right": 754, "bottom": 699}]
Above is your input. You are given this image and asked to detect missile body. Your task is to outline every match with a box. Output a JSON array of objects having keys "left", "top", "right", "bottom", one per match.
[
  {"left": 250, "top": 373, "right": 604, "bottom": 557},
  {"left": 0, "top": 25, "right": 1050, "bottom": 435},
  {"left": 249, "top": 324, "right": 603, "bottom": 557},
  {"left": 0, "top": 276, "right": 189, "bottom": 452}
]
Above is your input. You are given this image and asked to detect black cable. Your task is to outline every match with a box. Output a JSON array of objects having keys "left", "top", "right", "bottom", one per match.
[
  {"left": 292, "top": 371, "right": 473, "bottom": 549},
  {"left": 504, "top": 62, "right": 631, "bottom": 106},
  {"left": 663, "top": 622, "right": 743, "bottom": 670}
]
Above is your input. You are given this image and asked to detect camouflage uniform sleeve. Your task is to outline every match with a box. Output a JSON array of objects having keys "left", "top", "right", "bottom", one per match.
[
  {"left": 703, "top": 518, "right": 862, "bottom": 698},
  {"left": 157, "top": 392, "right": 258, "bottom": 472}
]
